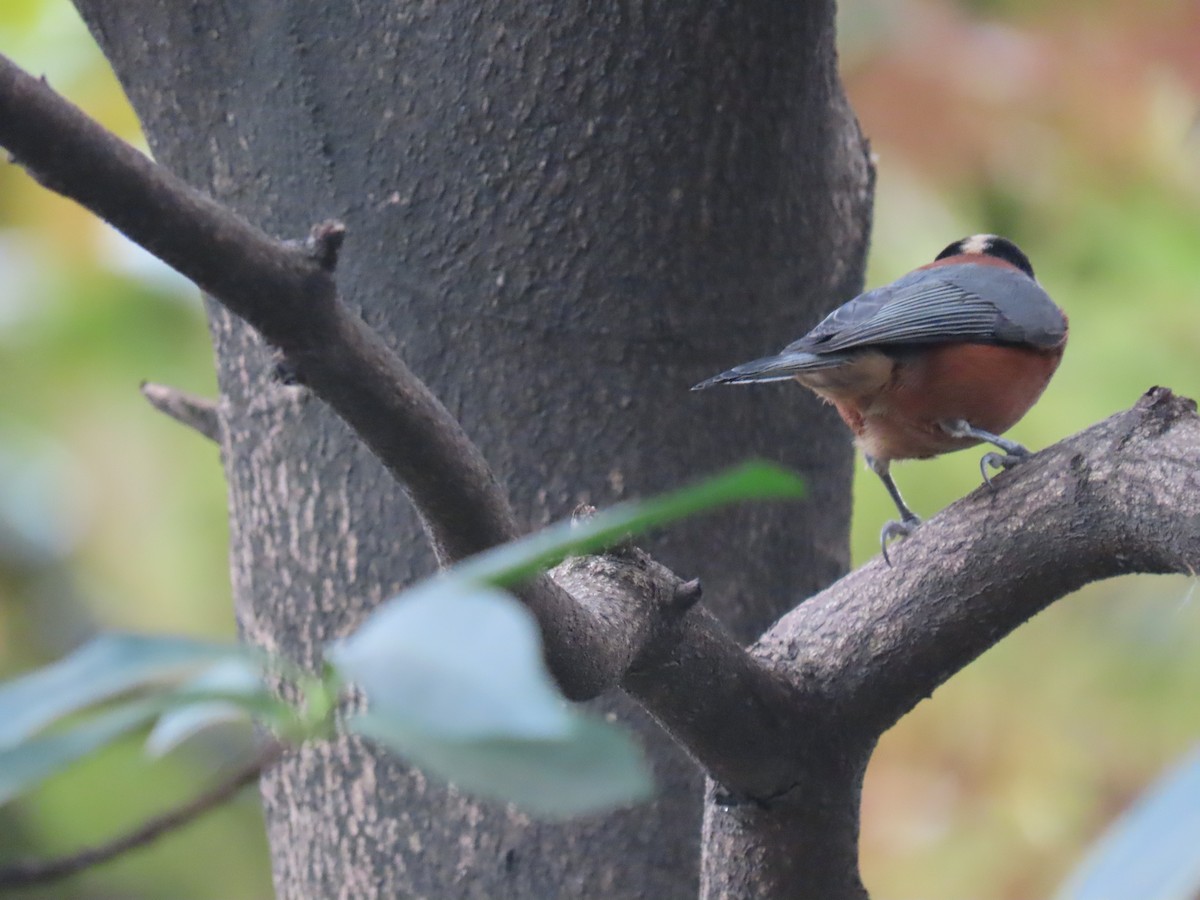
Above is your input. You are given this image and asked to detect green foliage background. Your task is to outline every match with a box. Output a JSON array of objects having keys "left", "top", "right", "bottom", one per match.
[{"left": 0, "top": 1, "right": 1197, "bottom": 897}]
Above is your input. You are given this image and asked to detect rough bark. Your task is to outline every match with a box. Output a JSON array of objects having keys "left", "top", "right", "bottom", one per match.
[
  {"left": 66, "top": 3, "right": 873, "bottom": 897},
  {"left": 701, "top": 387, "right": 1200, "bottom": 898}
]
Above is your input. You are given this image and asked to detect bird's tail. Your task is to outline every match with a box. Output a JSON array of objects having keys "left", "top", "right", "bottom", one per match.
[{"left": 691, "top": 351, "right": 846, "bottom": 391}]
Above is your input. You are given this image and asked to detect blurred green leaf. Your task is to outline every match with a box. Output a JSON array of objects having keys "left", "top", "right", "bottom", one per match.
[
  {"left": 0, "top": 698, "right": 160, "bottom": 805},
  {"left": 0, "top": 633, "right": 253, "bottom": 747},
  {"left": 331, "top": 585, "right": 653, "bottom": 816},
  {"left": 1055, "top": 745, "right": 1200, "bottom": 900},
  {"left": 329, "top": 585, "right": 572, "bottom": 741},
  {"left": 452, "top": 461, "right": 805, "bottom": 588},
  {"left": 0, "top": 672, "right": 285, "bottom": 804},
  {"left": 145, "top": 703, "right": 249, "bottom": 759},
  {"left": 327, "top": 464, "right": 803, "bottom": 816},
  {"left": 350, "top": 711, "right": 652, "bottom": 818},
  {"left": 145, "top": 659, "right": 268, "bottom": 757}
]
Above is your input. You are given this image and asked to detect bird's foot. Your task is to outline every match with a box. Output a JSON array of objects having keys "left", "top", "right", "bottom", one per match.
[
  {"left": 940, "top": 420, "right": 1033, "bottom": 490},
  {"left": 880, "top": 515, "right": 921, "bottom": 566},
  {"left": 979, "top": 445, "right": 1031, "bottom": 488}
]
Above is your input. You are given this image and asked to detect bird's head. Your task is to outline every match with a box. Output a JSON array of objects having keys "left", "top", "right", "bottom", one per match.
[{"left": 935, "top": 234, "right": 1035, "bottom": 279}]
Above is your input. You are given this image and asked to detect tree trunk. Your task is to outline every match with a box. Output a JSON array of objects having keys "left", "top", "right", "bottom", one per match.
[{"left": 74, "top": 1, "right": 872, "bottom": 896}]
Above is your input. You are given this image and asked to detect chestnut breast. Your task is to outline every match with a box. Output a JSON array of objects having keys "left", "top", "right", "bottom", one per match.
[{"left": 855, "top": 341, "right": 1065, "bottom": 462}]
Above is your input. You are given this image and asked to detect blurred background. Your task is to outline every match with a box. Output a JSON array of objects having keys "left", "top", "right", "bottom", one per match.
[{"left": 0, "top": 1, "right": 1197, "bottom": 898}]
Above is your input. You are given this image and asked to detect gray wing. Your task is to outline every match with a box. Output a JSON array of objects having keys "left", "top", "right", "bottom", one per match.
[
  {"left": 790, "top": 263, "right": 1066, "bottom": 355},
  {"left": 692, "top": 263, "right": 1065, "bottom": 390},
  {"left": 690, "top": 348, "right": 855, "bottom": 389}
]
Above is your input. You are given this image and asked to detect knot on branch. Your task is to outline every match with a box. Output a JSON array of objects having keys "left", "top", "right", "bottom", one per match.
[
  {"left": 1105, "top": 386, "right": 1197, "bottom": 460},
  {"left": 673, "top": 578, "right": 704, "bottom": 614},
  {"left": 548, "top": 544, "right": 704, "bottom": 692},
  {"left": 1133, "top": 385, "right": 1197, "bottom": 431},
  {"left": 552, "top": 548, "right": 700, "bottom": 626},
  {"left": 306, "top": 220, "right": 347, "bottom": 271}
]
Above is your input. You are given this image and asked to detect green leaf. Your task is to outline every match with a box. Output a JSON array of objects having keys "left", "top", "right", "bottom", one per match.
[
  {"left": 145, "top": 659, "right": 267, "bottom": 757},
  {"left": 331, "top": 583, "right": 654, "bottom": 817},
  {"left": 328, "top": 585, "right": 573, "bottom": 740},
  {"left": 349, "top": 712, "right": 652, "bottom": 818},
  {"left": 451, "top": 461, "right": 804, "bottom": 588},
  {"left": 0, "top": 699, "right": 161, "bottom": 805},
  {"left": 1055, "top": 745, "right": 1200, "bottom": 900},
  {"left": 145, "top": 703, "right": 250, "bottom": 758},
  {"left": 0, "top": 633, "right": 252, "bottom": 748}
]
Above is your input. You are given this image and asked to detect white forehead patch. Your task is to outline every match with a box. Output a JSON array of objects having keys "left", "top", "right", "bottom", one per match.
[{"left": 961, "top": 234, "right": 996, "bottom": 255}]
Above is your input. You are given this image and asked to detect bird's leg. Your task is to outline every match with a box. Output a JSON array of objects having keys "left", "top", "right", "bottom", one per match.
[
  {"left": 941, "top": 419, "right": 1032, "bottom": 487},
  {"left": 866, "top": 455, "right": 920, "bottom": 565}
]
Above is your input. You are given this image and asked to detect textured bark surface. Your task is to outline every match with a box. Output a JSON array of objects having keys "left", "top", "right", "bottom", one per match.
[{"left": 72, "top": 2, "right": 873, "bottom": 897}]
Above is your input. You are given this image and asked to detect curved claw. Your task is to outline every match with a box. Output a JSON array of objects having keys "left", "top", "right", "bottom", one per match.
[
  {"left": 880, "top": 516, "right": 921, "bottom": 566},
  {"left": 978, "top": 446, "right": 1032, "bottom": 489},
  {"left": 979, "top": 451, "right": 1006, "bottom": 487}
]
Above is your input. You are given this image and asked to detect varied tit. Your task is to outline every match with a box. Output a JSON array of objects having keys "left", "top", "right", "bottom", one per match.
[{"left": 692, "top": 235, "right": 1068, "bottom": 562}]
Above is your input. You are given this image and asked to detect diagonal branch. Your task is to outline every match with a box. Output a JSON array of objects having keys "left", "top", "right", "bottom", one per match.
[
  {"left": 0, "top": 55, "right": 503, "bottom": 571},
  {"left": 0, "top": 52, "right": 637, "bottom": 701},
  {"left": 757, "top": 387, "right": 1200, "bottom": 740}
]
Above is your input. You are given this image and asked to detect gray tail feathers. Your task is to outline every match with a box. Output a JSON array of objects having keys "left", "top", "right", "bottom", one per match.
[{"left": 691, "top": 351, "right": 846, "bottom": 391}]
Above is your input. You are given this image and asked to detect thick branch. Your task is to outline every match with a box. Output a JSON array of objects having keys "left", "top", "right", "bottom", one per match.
[
  {"left": 758, "top": 387, "right": 1200, "bottom": 738},
  {"left": 550, "top": 550, "right": 811, "bottom": 796},
  {"left": 592, "top": 390, "right": 1200, "bottom": 814},
  {"left": 700, "top": 388, "right": 1200, "bottom": 899}
]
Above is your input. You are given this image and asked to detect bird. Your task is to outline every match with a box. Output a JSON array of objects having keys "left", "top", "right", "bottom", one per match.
[{"left": 692, "top": 234, "right": 1068, "bottom": 562}]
